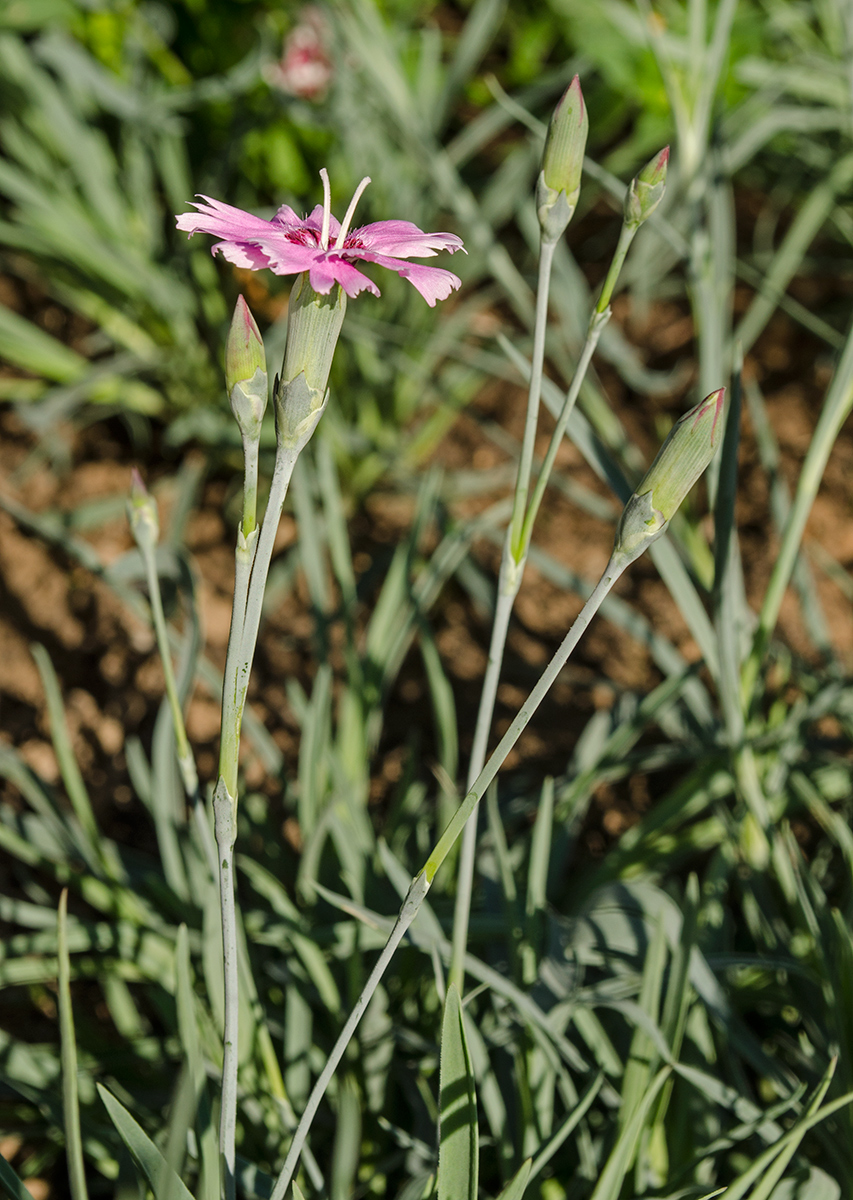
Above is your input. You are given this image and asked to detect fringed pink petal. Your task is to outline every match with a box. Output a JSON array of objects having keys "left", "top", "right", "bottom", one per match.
[{"left": 353, "top": 221, "right": 465, "bottom": 259}]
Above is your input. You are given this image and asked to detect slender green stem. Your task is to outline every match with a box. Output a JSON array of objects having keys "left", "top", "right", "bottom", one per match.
[
  {"left": 218, "top": 532, "right": 257, "bottom": 795},
  {"left": 207, "top": 430, "right": 299, "bottom": 1199},
  {"left": 142, "top": 545, "right": 198, "bottom": 799},
  {"left": 270, "top": 870, "right": 430, "bottom": 1200},
  {"left": 428, "top": 560, "right": 624, "bottom": 877},
  {"left": 448, "top": 240, "right": 556, "bottom": 992},
  {"left": 740, "top": 316, "right": 853, "bottom": 708},
  {"left": 242, "top": 435, "right": 260, "bottom": 538},
  {"left": 58, "top": 890, "right": 89, "bottom": 1200},
  {"left": 519, "top": 308, "right": 609, "bottom": 552},
  {"left": 595, "top": 222, "right": 637, "bottom": 315},
  {"left": 509, "top": 240, "right": 557, "bottom": 557},
  {"left": 274, "top": 555, "right": 626, "bottom": 1197},
  {"left": 214, "top": 787, "right": 238, "bottom": 1200},
  {"left": 219, "top": 444, "right": 298, "bottom": 798},
  {"left": 448, "top": 223, "right": 637, "bottom": 992},
  {"left": 448, "top": 583, "right": 517, "bottom": 990},
  {"left": 213, "top": 439, "right": 298, "bottom": 1195}
]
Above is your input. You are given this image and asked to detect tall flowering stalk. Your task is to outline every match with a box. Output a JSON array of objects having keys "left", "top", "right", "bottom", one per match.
[
  {"left": 174, "top": 171, "right": 463, "bottom": 1200},
  {"left": 125, "top": 129, "right": 720, "bottom": 1200}
]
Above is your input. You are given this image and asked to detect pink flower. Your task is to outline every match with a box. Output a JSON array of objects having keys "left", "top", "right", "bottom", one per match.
[
  {"left": 176, "top": 171, "right": 465, "bottom": 307},
  {"left": 265, "top": 6, "right": 332, "bottom": 101}
]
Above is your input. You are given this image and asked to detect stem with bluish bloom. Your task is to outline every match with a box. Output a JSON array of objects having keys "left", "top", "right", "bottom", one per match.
[
  {"left": 214, "top": 785, "right": 238, "bottom": 1200},
  {"left": 215, "top": 280, "right": 338, "bottom": 1198},
  {"left": 218, "top": 442, "right": 299, "bottom": 800},
  {"left": 449, "top": 239, "right": 555, "bottom": 991},
  {"left": 448, "top": 219, "right": 638, "bottom": 992},
  {"left": 214, "top": 439, "right": 298, "bottom": 1200}
]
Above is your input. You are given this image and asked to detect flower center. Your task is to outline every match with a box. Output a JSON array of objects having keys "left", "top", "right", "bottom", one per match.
[{"left": 283, "top": 227, "right": 321, "bottom": 248}]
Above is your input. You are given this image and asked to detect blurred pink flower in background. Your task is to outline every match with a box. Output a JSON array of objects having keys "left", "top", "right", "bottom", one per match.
[{"left": 265, "top": 7, "right": 332, "bottom": 101}]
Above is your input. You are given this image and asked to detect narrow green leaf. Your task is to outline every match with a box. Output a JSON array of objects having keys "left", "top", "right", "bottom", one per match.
[
  {"left": 331, "top": 1074, "right": 361, "bottom": 1200},
  {"left": 529, "top": 1071, "right": 604, "bottom": 1181},
  {"left": 495, "top": 1158, "right": 531, "bottom": 1200},
  {"left": 175, "top": 926, "right": 217, "bottom": 1200},
  {"left": 31, "top": 643, "right": 103, "bottom": 873},
  {"left": 621, "top": 917, "right": 667, "bottom": 1130},
  {"left": 0, "top": 1152, "right": 32, "bottom": 1200},
  {"left": 0, "top": 302, "right": 87, "bottom": 382},
  {"left": 745, "top": 1059, "right": 837, "bottom": 1200},
  {"left": 720, "top": 1087, "right": 853, "bottom": 1200},
  {"left": 438, "top": 984, "right": 478, "bottom": 1200},
  {"left": 57, "top": 890, "right": 89, "bottom": 1200},
  {"left": 588, "top": 1068, "right": 670, "bottom": 1200},
  {"left": 96, "top": 1083, "right": 195, "bottom": 1200}
]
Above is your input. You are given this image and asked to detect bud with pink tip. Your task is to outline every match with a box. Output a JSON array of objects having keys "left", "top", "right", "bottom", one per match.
[
  {"left": 624, "top": 146, "right": 669, "bottom": 229},
  {"left": 226, "top": 296, "right": 268, "bottom": 443}
]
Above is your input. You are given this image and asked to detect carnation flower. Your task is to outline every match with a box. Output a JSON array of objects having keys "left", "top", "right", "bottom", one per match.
[
  {"left": 176, "top": 171, "right": 465, "bottom": 306},
  {"left": 265, "top": 6, "right": 332, "bottom": 101}
]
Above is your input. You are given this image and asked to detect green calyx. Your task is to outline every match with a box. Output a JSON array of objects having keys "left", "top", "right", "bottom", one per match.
[
  {"left": 624, "top": 146, "right": 670, "bottom": 229},
  {"left": 537, "top": 75, "right": 588, "bottom": 244},
  {"left": 614, "top": 387, "right": 725, "bottom": 562},
  {"left": 275, "top": 275, "right": 346, "bottom": 450}
]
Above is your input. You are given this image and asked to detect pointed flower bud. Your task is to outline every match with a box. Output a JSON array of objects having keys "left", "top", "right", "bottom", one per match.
[
  {"left": 226, "top": 296, "right": 268, "bottom": 443},
  {"left": 275, "top": 274, "right": 346, "bottom": 451},
  {"left": 127, "top": 468, "right": 159, "bottom": 552},
  {"left": 613, "top": 387, "right": 725, "bottom": 563},
  {"left": 624, "top": 146, "right": 669, "bottom": 229},
  {"left": 536, "top": 75, "right": 589, "bottom": 244}
]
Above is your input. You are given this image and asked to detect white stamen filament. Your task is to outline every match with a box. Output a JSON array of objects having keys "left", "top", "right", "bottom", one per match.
[
  {"left": 334, "top": 176, "right": 371, "bottom": 249},
  {"left": 319, "top": 168, "right": 332, "bottom": 250}
]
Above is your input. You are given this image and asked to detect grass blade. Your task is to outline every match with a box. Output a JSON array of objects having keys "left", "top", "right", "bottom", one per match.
[
  {"left": 438, "top": 984, "right": 478, "bottom": 1200},
  {"left": 0, "top": 1152, "right": 32, "bottom": 1200},
  {"left": 588, "top": 1068, "right": 670, "bottom": 1200},
  {"left": 57, "top": 890, "right": 89, "bottom": 1200},
  {"left": 97, "top": 1084, "right": 195, "bottom": 1200},
  {"left": 495, "top": 1158, "right": 531, "bottom": 1200}
]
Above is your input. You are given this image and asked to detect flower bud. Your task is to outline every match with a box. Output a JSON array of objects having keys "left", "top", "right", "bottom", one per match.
[
  {"left": 613, "top": 387, "right": 725, "bottom": 562},
  {"left": 624, "top": 146, "right": 669, "bottom": 229},
  {"left": 275, "top": 274, "right": 346, "bottom": 450},
  {"left": 127, "top": 468, "right": 159, "bottom": 552},
  {"left": 226, "top": 296, "right": 268, "bottom": 442},
  {"left": 536, "top": 75, "right": 588, "bottom": 244}
]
